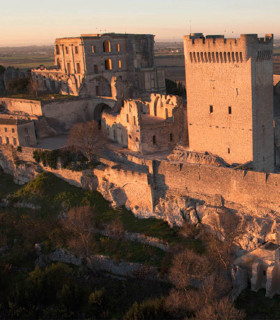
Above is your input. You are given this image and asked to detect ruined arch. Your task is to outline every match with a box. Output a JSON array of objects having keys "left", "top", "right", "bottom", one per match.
[{"left": 93, "top": 103, "right": 111, "bottom": 128}]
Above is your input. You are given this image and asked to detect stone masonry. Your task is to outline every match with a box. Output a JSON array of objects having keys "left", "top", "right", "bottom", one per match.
[{"left": 184, "top": 33, "right": 274, "bottom": 172}]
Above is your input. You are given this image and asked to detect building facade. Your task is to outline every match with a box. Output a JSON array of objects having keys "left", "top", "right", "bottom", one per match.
[
  {"left": 102, "top": 94, "right": 184, "bottom": 154},
  {"left": 32, "top": 33, "right": 166, "bottom": 99},
  {"left": 184, "top": 33, "right": 274, "bottom": 172},
  {"left": 0, "top": 117, "right": 37, "bottom": 147}
]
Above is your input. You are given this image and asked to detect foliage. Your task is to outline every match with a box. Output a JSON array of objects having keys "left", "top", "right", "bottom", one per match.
[
  {"left": 165, "top": 78, "right": 186, "bottom": 98},
  {"left": 0, "top": 65, "right": 5, "bottom": 75},
  {"left": 124, "top": 297, "right": 169, "bottom": 320},
  {"left": 68, "top": 121, "right": 102, "bottom": 161},
  {"left": 33, "top": 148, "right": 88, "bottom": 170},
  {"left": 7, "top": 77, "right": 30, "bottom": 94},
  {"left": 16, "top": 146, "right": 22, "bottom": 152}
]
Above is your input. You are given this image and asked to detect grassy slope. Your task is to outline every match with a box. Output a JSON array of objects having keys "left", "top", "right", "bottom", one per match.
[{"left": 1, "top": 171, "right": 203, "bottom": 269}]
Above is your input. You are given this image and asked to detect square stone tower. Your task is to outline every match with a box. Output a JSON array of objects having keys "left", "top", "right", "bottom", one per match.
[{"left": 183, "top": 33, "right": 274, "bottom": 172}]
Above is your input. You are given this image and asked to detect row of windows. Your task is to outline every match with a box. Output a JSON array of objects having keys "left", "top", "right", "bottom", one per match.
[
  {"left": 256, "top": 50, "right": 272, "bottom": 61},
  {"left": 105, "top": 59, "right": 122, "bottom": 70},
  {"left": 209, "top": 105, "right": 232, "bottom": 114},
  {"left": 0, "top": 136, "right": 17, "bottom": 145},
  {"left": 56, "top": 41, "right": 121, "bottom": 55},
  {"left": 63, "top": 59, "right": 121, "bottom": 74},
  {"left": 189, "top": 51, "right": 243, "bottom": 63},
  {"left": 1, "top": 127, "right": 15, "bottom": 133}
]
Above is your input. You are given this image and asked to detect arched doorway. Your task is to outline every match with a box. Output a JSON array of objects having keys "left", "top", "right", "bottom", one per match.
[{"left": 93, "top": 103, "right": 111, "bottom": 129}]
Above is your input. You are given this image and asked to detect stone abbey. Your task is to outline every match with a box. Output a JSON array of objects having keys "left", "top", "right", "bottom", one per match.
[{"left": 0, "top": 31, "right": 278, "bottom": 175}]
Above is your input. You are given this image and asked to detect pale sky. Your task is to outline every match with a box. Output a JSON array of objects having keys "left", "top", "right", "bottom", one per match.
[{"left": 1, "top": 0, "right": 280, "bottom": 46}]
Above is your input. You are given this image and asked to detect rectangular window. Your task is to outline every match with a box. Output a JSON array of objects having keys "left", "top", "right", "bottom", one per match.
[
  {"left": 228, "top": 148, "right": 230, "bottom": 154},
  {"left": 4, "top": 128, "right": 7, "bottom": 132},
  {"left": 13, "top": 138, "right": 17, "bottom": 145},
  {"left": 126, "top": 114, "right": 129, "bottom": 123},
  {"left": 96, "top": 86, "right": 100, "bottom": 96},
  {"left": 67, "top": 63, "right": 71, "bottom": 74},
  {"left": 76, "top": 62, "right": 81, "bottom": 74},
  {"left": 118, "top": 60, "right": 122, "bottom": 69},
  {"left": 170, "top": 133, "right": 173, "bottom": 142},
  {"left": 228, "top": 106, "right": 232, "bottom": 114},
  {"left": 210, "top": 105, "right": 213, "bottom": 113},
  {"left": 153, "top": 135, "right": 156, "bottom": 145},
  {"left": 65, "top": 46, "right": 68, "bottom": 54},
  {"left": 5, "top": 137, "right": 9, "bottom": 144},
  {"left": 133, "top": 116, "right": 136, "bottom": 125},
  {"left": 92, "top": 45, "right": 95, "bottom": 53},
  {"left": 75, "top": 46, "right": 78, "bottom": 54},
  {"left": 105, "top": 59, "right": 112, "bottom": 70},
  {"left": 56, "top": 45, "right": 60, "bottom": 55},
  {"left": 12, "top": 128, "right": 15, "bottom": 133}
]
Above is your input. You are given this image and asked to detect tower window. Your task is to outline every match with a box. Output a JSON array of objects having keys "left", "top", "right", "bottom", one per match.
[
  {"left": 56, "top": 45, "right": 60, "bottom": 54},
  {"left": 153, "top": 135, "right": 156, "bottom": 145},
  {"left": 228, "top": 148, "right": 230, "bottom": 154},
  {"left": 76, "top": 63, "right": 81, "bottom": 74},
  {"left": 228, "top": 106, "right": 232, "bottom": 114},
  {"left": 65, "top": 46, "right": 68, "bottom": 54},
  {"left": 103, "top": 40, "right": 111, "bottom": 53},
  {"left": 209, "top": 105, "right": 213, "bottom": 113},
  {"left": 75, "top": 46, "right": 78, "bottom": 54},
  {"left": 133, "top": 116, "right": 136, "bottom": 125},
  {"left": 105, "top": 59, "right": 112, "bottom": 70}
]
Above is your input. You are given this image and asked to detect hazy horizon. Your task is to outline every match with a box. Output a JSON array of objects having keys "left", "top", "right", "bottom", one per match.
[{"left": 2, "top": 0, "right": 280, "bottom": 46}]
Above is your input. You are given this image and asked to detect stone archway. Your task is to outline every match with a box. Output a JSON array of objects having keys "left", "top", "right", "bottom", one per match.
[{"left": 93, "top": 103, "right": 111, "bottom": 129}]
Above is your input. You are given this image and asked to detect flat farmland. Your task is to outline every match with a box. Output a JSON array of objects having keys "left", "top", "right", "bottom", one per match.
[{"left": 155, "top": 54, "right": 185, "bottom": 83}]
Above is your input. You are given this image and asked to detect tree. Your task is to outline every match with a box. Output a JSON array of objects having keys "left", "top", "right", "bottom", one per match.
[
  {"left": 68, "top": 121, "right": 103, "bottom": 161},
  {"left": 201, "top": 209, "right": 246, "bottom": 269},
  {"left": 166, "top": 247, "right": 245, "bottom": 320},
  {"left": 7, "top": 77, "right": 30, "bottom": 94},
  {"left": 61, "top": 206, "right": 94, "bottom": 257},
  {"left": 0, "top": 65, "right": 6, "bottom": 75},
  {"left": 28, "top": 77, "right": 41, "bottom": 97}
]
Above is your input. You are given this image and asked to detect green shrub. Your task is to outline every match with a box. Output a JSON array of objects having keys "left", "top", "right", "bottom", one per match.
[{"left": 124, "top": 298, "right": 168, "bottom": 320}]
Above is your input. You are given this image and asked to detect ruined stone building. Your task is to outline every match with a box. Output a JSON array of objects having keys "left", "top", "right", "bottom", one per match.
[
  {"left": 184, "top": 33, "right": 274, "bottom": 172},
  {"left": 32, "top": 33, "right": 166, "bottom": 98},
  {"left": 101, "top": 94, "right": 184, "bottom": 153},
  {"left": 0, "top": 116, "right": 37, "bottom": 147}
]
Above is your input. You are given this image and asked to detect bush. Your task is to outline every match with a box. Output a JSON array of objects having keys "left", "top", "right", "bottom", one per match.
[
  {"left": 16, "top": 146, "right": 22, "bottom": 152},
  {"left": 124, "top": 297, "right": 168, "bottom": 320},
  {"left": 7, "top": 78, "right": 30, "bottom": 94}
]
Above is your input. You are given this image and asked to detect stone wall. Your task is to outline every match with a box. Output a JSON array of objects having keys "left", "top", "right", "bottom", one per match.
[
  {"left": 155, "top": 160, "right": 280, "bottom": 212},
  {"left": 0, "top": 98, "right": 43, "bottom": 116}
]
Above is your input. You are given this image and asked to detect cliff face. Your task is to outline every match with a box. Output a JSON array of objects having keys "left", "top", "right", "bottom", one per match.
[{"left": 1, "top": 145, "right": 279, "bottom": 252}]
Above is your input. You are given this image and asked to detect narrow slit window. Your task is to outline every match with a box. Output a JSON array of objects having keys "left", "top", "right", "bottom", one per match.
[
  {"left": 118, "top": 60, "right": 122, "bottom": 69},
  {"left": 210, "top": 105, "right": 213, "bottom": 113},
  {"left": 153, "top": 135, "right": 156, "bottom": 145},
  {"left": 133, "top": 116, "right": 136, "bottom": 125},
  {"left": 75, "top": 46, "right": 78, "bottom": 54},
  {"left": 240, "top": 52, "right": 243, "bottom": 63},
  {"left": 170, "top": 133, "right": 173, "bottom": 142},
  {"left": 92, "top": 45, "right": 95, "bottom": 53},
  {"left": 126, "top": 114, "right": 129, "bottom": 123},
  {"left": 228, "top": 148, "right": 230, "bottom": 154},
  {"left": 228, "top": 106, "right": 232, "bottom": 114}
]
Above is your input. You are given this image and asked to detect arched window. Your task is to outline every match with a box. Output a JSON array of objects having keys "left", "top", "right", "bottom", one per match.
[
  {"left": 117, "top": 43, "right": 120, "bottom": 52},
  {"left": 103, "top": 40, "right": 111, "bottom": 53},
  {"left": 105, "top": 59, "right": 112, "bottom": 70},
  {"left": 118, "top": 60, "right": 122, "bottom": 69}
]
